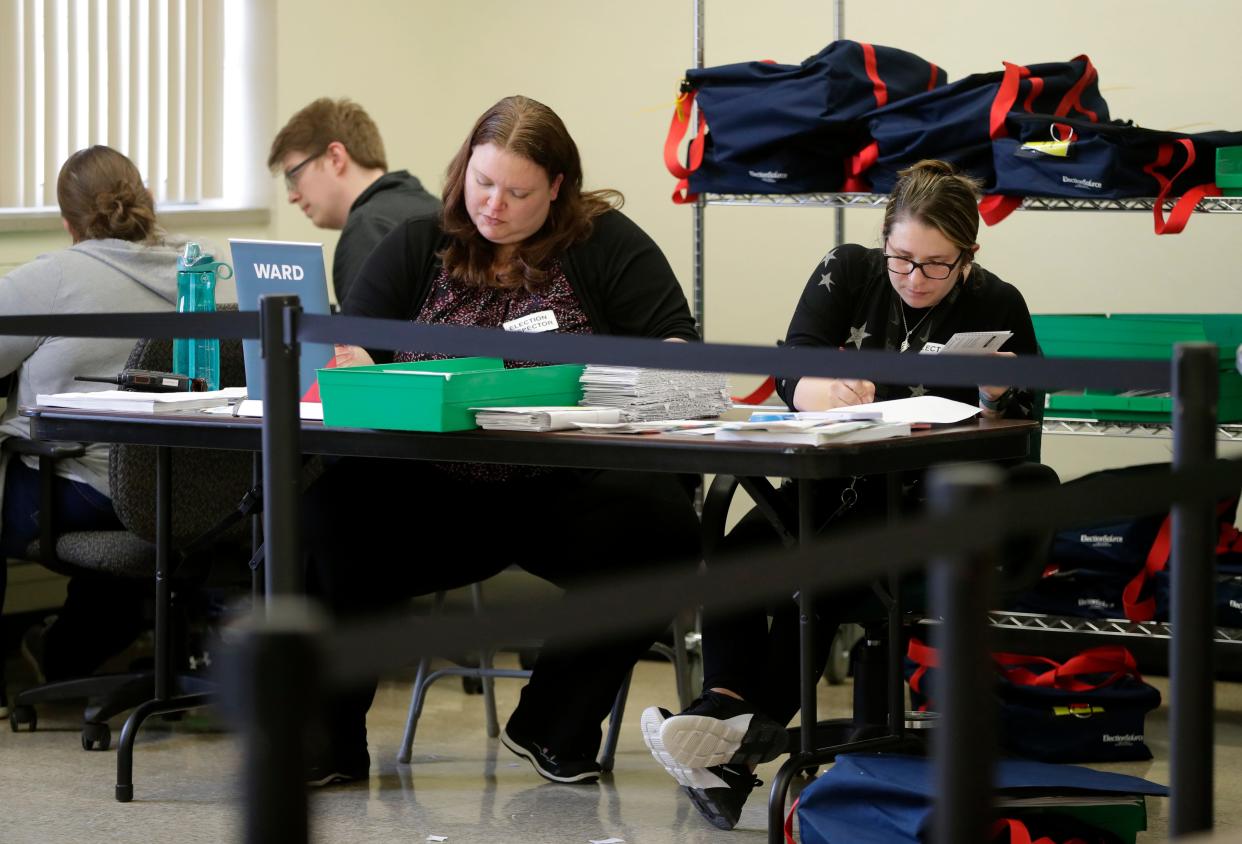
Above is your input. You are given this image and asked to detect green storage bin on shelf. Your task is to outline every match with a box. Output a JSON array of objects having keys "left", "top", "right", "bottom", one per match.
[
  {"left": 1218, "top": 146, "right": 1242, "bottom": 197},
  {"left": 317, "top": 357, "right": 584, "bottom": 432},
  {"left": 1033, "top": 313, "right": 1242, "bottom": 422}
]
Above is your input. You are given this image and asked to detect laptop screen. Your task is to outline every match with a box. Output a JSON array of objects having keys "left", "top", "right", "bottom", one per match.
[{"left": 229, "top": 239, "right": 335, "bottom": 400}]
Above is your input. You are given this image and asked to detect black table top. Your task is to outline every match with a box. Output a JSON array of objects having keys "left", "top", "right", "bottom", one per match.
[{"left": 24, "top": 406, "right": 1037, "bottom": 480}]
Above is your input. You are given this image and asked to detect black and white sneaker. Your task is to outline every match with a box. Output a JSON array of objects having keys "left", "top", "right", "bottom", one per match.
[
  {"left": 500, "top": 726, "right": 601, "bottom": 784},
  {"left": 643, "top": 691, "right": 787, "bottom": 770},
  {"left": 641, "top": 705, "right": 763, "bottom": 828},
  {"left": 684, "top": 763, "right": 762, "bottom": 830}
]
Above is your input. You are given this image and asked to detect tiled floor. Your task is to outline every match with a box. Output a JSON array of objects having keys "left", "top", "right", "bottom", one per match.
[{"left": 3, "top": 647, "right": 1242, "bottom": 843}]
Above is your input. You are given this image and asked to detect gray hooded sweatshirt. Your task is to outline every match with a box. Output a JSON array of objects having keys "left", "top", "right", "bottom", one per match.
[{"left": 0, "top": 237, "right": 183, "bottom": 495}]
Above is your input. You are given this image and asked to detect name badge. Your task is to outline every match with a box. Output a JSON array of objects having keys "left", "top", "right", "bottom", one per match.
[{"left": 503, "top": 310, "right": 559, "bottom": 333}]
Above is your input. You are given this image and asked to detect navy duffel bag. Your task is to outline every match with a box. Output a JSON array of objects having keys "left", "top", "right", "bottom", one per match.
[
  {"left": 987, "top": 113, "right": 1242, "bottom": 232},
  {"left": 664, "top": 39, "right": 946, "bottom": 201},
  {"left": 906, "top": 638, "right": 1161, "bottom": 764},
  {"left": 851, "top": 55, "right": 1108, "bottom": 195},
  {"left": 794, "top": 753, "right": 1167, "bottom": 844}
]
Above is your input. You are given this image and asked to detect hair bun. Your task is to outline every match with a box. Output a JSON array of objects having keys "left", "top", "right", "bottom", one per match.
[
  {"left": 57, "top": 145, "right": 160, "bottom": 244},
  {"left": 88, "top": 182, "right": 156, "bottom": 241}
]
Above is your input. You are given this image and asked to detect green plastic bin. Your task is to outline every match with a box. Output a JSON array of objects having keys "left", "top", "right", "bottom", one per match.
[
  {"left": 1218, "top": 146, "right": 1242, "bottom": 197},
  {"left": 317, "top": 357, "right": 585, "bottom": 431},
  {"left": 1033, "top": 313, "right": 1242, "bottom": 422}
]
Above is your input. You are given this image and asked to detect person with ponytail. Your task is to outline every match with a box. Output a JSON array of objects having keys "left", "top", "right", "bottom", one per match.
[
  {"left": 641, "top": 160, "right": 1041, "bottom": 831},
  {"left": 0, "top": 146, "right": 186, "bottom": 711}
]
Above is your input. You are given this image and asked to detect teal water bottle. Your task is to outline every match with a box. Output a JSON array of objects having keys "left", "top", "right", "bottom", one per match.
[{"left": 173, "top": 243, "right": 232, "bottom": 391}]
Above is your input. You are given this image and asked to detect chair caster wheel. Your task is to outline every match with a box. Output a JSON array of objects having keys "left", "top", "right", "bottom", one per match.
[
  {"left": 10, "top": 705, "right": 37, "bottom": 732},
  {"left": 462, "top": 676, "right": 484, "bottom": 695},
  {"left": 82, "top": 721, "right": 111, "bottom": 751}
]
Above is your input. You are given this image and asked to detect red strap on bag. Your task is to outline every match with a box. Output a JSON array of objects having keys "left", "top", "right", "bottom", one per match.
[
  {"left": 1122, "top": 514, "right": 1173, "bottom": 621},
  {"left": 844, "top": 140, "right": 879, "bottom": 191},
  {"left": 784, "top": 796, "right": 800, "bottom": 844},
  {"left": 1055, "top": 55, "right": 1100, "bottom": 122},
  {"left": 860, "top": 42, "right": 889, "bottom": 107},
  {"left": 994, "top": 645, "right": 1142, "bottom": 692},
  {"left": 1222, "top": 522, "right": 1242, "bottom": 555},
  {"left": 910, "top": 637, "right": 1142, "bottom": 697},
  {"left": 992, "top": 817, "right": 1090, "bottom": 844},
  {"left": 1123, "top": 498, "right": 1239, "bottom": 620},
  {"left": 664, "top": 87, "right": 706, "bottom": 204},
  {"left": 979, "top": 194, "right": 1023, "bottom": 226},
  {"left": 982, "top": 56, "right": 1099, "bottom": 227},
  {"left": 1142, "top": 137, "right": 1222, "bottom": 234},
  {"left": 734, "top": 375, "right": 777, "bottom": 406},
  {"left": 905, "top": 636, "right": 938, "bottom": 707}
]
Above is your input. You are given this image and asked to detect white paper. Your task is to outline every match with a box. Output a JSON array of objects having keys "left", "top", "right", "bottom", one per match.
[
  {"left": 36, "top": 387, "right": 246, "bottom": 413},
  {"left": 426, "top": 836, "right": 448, "bottom": 842},
  {"left": 202, "top": 400, "right": 325, "bottom": 421},
  {"left": 807, "top": 395, "right": 981, "bottom": 425},
  {"left": 589, "top": 838, "right": 625, "bottom": 844},
  {"left": 38, "top": 387, "right": 246, "bottom": 405},
  {"left": 919, "top": 330, "right": 1013, "bottom": 354}
]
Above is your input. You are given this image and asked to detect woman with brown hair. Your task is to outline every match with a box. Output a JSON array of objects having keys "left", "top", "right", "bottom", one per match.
[
  {"left": 642, "top": 160, "right": 1041, "bottom": 831},
  {"left": 305, "top": 95, "right": 701, "bottom": 786},
  {"left": 0, "top": 146, "right": 182, "bottom": 714}
]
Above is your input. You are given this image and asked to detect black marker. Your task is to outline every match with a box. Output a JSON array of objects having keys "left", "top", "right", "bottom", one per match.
[{"left": 74, "top": 369, "right": 208, "bottom": 393}]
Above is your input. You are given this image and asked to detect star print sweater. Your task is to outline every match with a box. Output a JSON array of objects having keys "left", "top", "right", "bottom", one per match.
[{"left": 775, "top": 243, "right": 1039, "bottom": 417}]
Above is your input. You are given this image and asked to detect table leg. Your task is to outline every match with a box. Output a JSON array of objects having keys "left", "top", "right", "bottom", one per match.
[
  {"left": 797, "top": 477, "right": 817, "bottom": 756},
  {"left": 886, "top": 472, "right": 904, "bottom": 737}
]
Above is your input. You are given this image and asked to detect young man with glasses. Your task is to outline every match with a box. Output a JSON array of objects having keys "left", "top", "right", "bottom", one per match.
[{"left": 268, "top": 98, "right": 439, "bottom": 304}]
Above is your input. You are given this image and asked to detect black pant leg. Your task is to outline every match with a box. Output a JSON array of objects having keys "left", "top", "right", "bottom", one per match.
[
  {"left": 40, "top": 573, "right": 149, "bottom": 680},
  {"left": 303, "top": 458, "right": 511, "bottom": 761},
  {"left": 506, "top": 470, "right": 700, "bottom": 757},
  {"left": 700, "top": 504, "right": 796, "bottom": 705},
  {"left": 702, "top": 476, "right": 900, "bottom": 726}
]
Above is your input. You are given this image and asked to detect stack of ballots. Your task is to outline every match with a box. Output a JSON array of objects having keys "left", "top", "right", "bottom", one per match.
[{"left": 579, "top": 366, "right": 730, "bottom": 421}]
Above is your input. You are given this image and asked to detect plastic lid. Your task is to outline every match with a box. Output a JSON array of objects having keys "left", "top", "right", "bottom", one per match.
[{"left": 178, "top": 241, "right": 213, "bottom": 269}]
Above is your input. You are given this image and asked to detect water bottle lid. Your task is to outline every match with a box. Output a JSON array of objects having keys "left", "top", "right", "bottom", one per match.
[
  {"left": 177, "top": 242, "right": 232, "bottom": 278},
  {"left": 178, "top": 241, "right": 210, "bottom": 269}
]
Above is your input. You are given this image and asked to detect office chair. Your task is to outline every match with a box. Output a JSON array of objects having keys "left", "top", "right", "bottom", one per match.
[
  {"left": 8, "top": 327, "right": 256, "bottom": 797},
  {"left": 397, "top": 573, "right": 699, "bottom": 772}
]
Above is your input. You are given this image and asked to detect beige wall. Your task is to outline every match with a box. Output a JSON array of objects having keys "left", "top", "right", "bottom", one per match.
[{"left": 1, "top": 0, "right": 1238, "bottom": 476}]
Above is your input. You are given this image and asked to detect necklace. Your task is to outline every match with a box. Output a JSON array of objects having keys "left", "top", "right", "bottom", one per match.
[{"left": 899, "top": 300, "right": 937, "bottom": 353}]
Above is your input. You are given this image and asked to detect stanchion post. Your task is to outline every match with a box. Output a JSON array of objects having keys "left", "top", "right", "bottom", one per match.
[
  {"left": 1169, "top": 342, "right": 1218, "bottom": 837},
  {"left": 928, "top": 463, "right": 1003, "bottom": 844},
  {"left": 232, "top": 601, "right": 321, "bottom": 844},
  {"left": 259, "top": 294, "right": 303, "bottom": 600}
]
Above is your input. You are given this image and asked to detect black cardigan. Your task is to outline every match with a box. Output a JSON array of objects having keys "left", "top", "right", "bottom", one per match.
[
  {"left": 344, "top": 209, "right": 698, "bottom": 362},
  {"left": 776, "top": 243, "right": 1039, "bottom": 416}
]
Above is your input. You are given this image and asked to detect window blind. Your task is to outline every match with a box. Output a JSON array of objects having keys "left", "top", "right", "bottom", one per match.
[{"left": 0, "top": 0, "right": 227, "bottom": 210}]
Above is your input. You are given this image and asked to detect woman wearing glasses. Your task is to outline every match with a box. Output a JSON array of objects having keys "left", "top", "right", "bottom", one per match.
[{"left": 641, "top": 159, "right": 1040, "bottom": 831}]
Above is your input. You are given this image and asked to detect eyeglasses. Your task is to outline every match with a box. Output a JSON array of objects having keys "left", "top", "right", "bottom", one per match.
[
  {"left": 283, "top": 151, "right": 324, "bottom": 192},
  {"left": 882, "top": 242, "right": 965, "bottom": 280}
]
